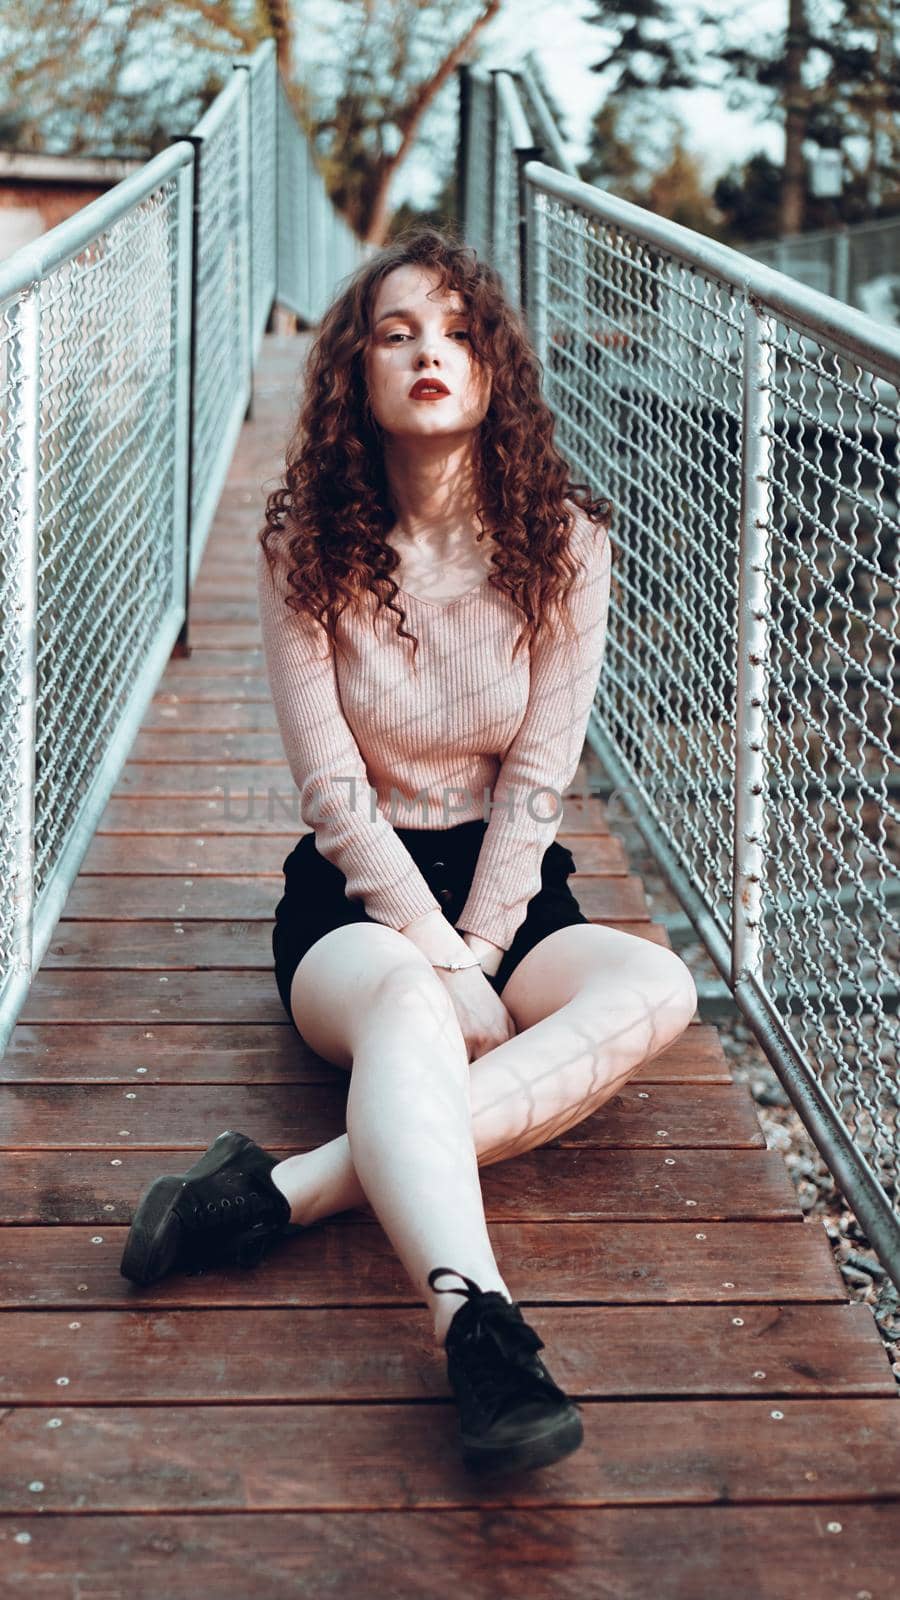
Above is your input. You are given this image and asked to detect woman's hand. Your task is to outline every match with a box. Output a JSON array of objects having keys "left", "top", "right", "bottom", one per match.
[
  {"left": 398, "top": 911, "right": 516, "bottom": 1061},
  {"left": 437, "top": 962, "right": 517, "bottom": 1063}
]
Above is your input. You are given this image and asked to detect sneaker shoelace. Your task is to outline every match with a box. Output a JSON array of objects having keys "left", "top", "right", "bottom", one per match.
[{"left": 430, "top": 1267, "right": 566, "bottom": 1424}]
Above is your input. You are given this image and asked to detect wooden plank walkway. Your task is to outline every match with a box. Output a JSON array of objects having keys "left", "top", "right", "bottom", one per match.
[{"left": 2, "top": 333, "right": 898, "bottom": 1598}]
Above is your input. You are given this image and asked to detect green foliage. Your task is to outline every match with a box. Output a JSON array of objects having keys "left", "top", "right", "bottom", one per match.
[{"left": 713, "top": 152, "right": 785, "bottom": 240}]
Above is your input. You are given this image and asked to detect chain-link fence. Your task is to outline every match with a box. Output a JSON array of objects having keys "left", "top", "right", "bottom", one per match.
[
  {"left": 460, "top": 67, "right": 900, "bottom": 1292},
  {"left": 0, "top": 38, "right": 366, "bottom": 1058},
  {"left": 276, "top": 76, "right": 365, "bottom": 325}
]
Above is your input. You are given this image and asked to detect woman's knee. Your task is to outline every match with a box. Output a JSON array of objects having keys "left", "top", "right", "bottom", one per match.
[
  {"left": 288, "top": 922, "right": 447, "bottom": 1068},
  {"left": 645, "top": 947, "right": 698, "bottom": 1031},
  {"left": 560, "top": 933, "right": 697, "bottom": 1049}
]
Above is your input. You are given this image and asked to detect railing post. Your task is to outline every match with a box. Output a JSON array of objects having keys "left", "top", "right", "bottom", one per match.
[
  {"left": 170, "top": 155, "right": 194, "bottom": 660},
  {"left": 312, "top": 148, "right": 330, "bottom": 323},
  {"left": 2, "top": 285, "right": 41, "bottom": 1058},
  {"left": 733, "top": 292, "right": 774, "bottom": 996},
  {"left": 515, "top": 144, "right": 543, "bottom": 313},
  {"left": 525, "top": 174, "right": 548, "bottom": 371},
  {"left": 456, "top": 63, "right": 472, "bottom": 237},
  {"left": 489, "top": 70, "right": 502, "bottom": 268},
  {"left": 492, "top": 70, "right": 543, "bottom": 307},
  {"left": 169, "top": 133, "right": 202, "bottom": 658},
  {"left": 833, "top": 225, "right": 850, "bottom": 305},
  {"left": 515, "top": 61, "right": 580, "bottom": 178},
  {"left": 232, "top": 61, "right": 254, "bottom": 421},
  {"left": 482, "top": 69, "right": 497, "bottom": 265},
  {"left": 268, "top": 44, "right": 278, "bottom": 332}
]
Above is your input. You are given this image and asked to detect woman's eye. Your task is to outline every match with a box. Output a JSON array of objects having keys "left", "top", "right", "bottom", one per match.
[{"left": 384, "top": 330, "right": 470, "bottom": 343}]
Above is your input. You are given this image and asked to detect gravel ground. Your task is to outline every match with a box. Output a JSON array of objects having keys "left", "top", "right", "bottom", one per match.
[{"left": 599, "top": 798, "right": 900, "bottom": 1391}]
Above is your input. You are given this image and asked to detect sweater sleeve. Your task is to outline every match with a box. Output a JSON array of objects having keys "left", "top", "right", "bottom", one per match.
[
  {"left": 255, "top": 536, "right": 442, "bottom": 929},
  {"left": 454, "top": 506, "right": 613, "bottom": 951}
]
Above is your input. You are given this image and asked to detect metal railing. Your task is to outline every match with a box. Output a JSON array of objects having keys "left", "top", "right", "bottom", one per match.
[
  {"left": 459, "top": 68, "right": 900, "bottom": 1290},
  {"left": 275, "top": 75, "right": 363, "bottom": 326},
  {"left": 457, "top": 62, "right": 576, "bottom": 286},
  {"left": 0, "top": 37, "right": 365, "bottom": 1058},
  {"left": 745, "top": 214, "right": 900, "bottom": 329}
]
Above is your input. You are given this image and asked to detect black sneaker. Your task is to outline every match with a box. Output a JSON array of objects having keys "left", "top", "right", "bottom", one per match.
[
  {"left": 120, "top": 1130, "right": 305, "bottom": 1286},
  {"left": 429, "top": 1266, "right": 584, "bottom": 1475}
]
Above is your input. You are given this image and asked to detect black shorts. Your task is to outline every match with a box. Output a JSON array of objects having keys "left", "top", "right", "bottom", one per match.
[{"left": 271, "top": 816, "right": 589, "bottom": 1030}]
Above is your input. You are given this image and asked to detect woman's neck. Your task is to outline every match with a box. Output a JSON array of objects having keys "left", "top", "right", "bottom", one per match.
[{"left": 382, "top": 436, "right": 484, "bottom": 550}]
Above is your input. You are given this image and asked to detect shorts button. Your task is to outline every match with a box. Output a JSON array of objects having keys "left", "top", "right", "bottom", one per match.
[
  {"left": 438, "top": 887, "right": 454, "bottom": 906},
  {"left": 432, "top": 860, "right": 446, "bottom": 871}
]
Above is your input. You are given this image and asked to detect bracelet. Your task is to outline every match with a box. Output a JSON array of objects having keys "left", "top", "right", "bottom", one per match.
[{"left": 430, "top": 956, "right": 485, "bottom": 972}]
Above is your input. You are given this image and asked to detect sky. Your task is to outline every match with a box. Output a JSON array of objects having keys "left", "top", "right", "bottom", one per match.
[{"left": 388, "top": 0, "right": 790, "bottom": 207}]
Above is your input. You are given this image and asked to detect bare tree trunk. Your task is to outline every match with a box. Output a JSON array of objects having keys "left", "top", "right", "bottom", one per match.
[
  {"left": 361, "top": 0, "right": 502, "bottom": 245},
  {"left": 780, "top": 0, "right": 808, "bottom": 235}
]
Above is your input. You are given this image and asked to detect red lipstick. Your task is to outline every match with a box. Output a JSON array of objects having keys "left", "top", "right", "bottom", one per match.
[{"left": 408, "top": 378, "right": 450, "bottom": 399}]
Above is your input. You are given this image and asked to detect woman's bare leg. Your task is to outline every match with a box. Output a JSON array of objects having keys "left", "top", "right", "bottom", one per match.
[{"left": 272, "top": 923, "right": 697, "bottom": 1344}]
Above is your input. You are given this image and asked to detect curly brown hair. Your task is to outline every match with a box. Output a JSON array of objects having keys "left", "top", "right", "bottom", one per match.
[{"left": 258, "top": 225, "right": 617, "bottom": 666}]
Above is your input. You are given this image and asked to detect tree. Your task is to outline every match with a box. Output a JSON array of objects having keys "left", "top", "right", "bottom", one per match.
[
  {"left": 580, "top": 94, "right": 727, "bottom": 233},
  {"left": 388, "top": 164, "right": 459, "bottom": 240},
  {"left": 306, "top": 0, "right": 502, "bottom": 245},
  {"left": 581, "top": 96, "right": 677, "bottom": 199},
  {"left": 583, "top": 1, "right": 900, "bottom": 239},
  {"left": 713, "top": 151, "right": 786, "bottom": 240},
  {"left": 0, "top": 1, "right": 506, "bottom": 245},
  {"left": 0, "top": 0, "right": 278, "bottom": 156},
  {"left": 703, "top": 0, "right": 900, "bottom": 231},
  {"left": 644, "top": 132, "right": 727, "bottom": 235},
  {"left": 583, "top": 0, "right": 709, "bottom": 97},
  {"left": 810, "top": 0, "right": 900, "bottom": 212},
  {"left": 580, "top": 3, "right": 721, "bottom": 199}
]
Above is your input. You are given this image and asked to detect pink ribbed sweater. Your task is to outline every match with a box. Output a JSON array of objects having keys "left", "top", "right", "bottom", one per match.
[{"left": 255, "top": 503, "right": 612, "bottom": 952}]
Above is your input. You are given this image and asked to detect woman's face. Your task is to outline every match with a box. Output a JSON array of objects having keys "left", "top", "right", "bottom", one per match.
[{"left": 364, "top": 264, "right": 492, "bottom": 443}]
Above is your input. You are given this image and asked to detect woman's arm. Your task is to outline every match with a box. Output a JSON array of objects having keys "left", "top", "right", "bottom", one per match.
[
  {"left": 455, "top": 506, "right": 613, "bottom": 954},
  {"left": 256, "top": 536, "right": 447, "bottom": 933},
  {"left": 459, "top": 929, "right": 505, "bottom": 977}
]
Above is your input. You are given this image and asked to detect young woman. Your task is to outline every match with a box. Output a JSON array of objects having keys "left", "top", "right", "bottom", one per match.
[{"left": 121, "top": 227, "right": 697, "bottom": 1477}]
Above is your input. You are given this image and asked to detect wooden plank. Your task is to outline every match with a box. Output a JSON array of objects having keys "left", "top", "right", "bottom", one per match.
[
  {"left": 0, "top": 1148, "right": 802, "bottom": 1224},
  {"left": 59, "top": 876, "right": 313, "bottom": 919},
  {"left": 1, "top": 1020, "right": 731, "bottom": 1083},
  {"left": 131, "top": 730, "right": 296, "bottom": 759},
  {"left": 568, "top": 836, "right": 625, "bottom": 871},
  {"left": 0, "top": 1083, "right": 765, "bottom": 1150},
  {"left": 157, "top": 648, "right": 264, "bottom": 675},
  {"left": 560, "top": 798, "right": 614, "bottom": 831},
  {"left": 85, "top": 797, "right": 626, "bottom": 845},
  {"left": 148, "top": 684, "right": 273, "bottom": 710},
  {"left": 106, "top": 768, "right": 628, "bottom": 867},
  {"left": 77, "top": 829, "right": 618, "bottom": 873},
  {"left": 4, "top": 1504, "right": 899, "bottom": 1600},
  {"left": 187, "top": 623, "right": 262, "bottom": 646},
  {"left": 0, "top": 1220, "right": 845, "bottom": 1307},
  {"left": 189, "top": 599, "right": 259, "bottom": 621},
  {"left": 106, "top": 763, "right": 321, "bottom": 800},
  {"left": 60, "top": 873, "right": 652, "bottom": 920},
  {"left": 17, "top": 969, "right": 309, "bottom": 1021},
  {"left": 0, "top": 1398, "right": 898, "bottom": 1509},
  {"left": 0, "top": 1303, "right": 891, "bottom": 1403},
  {"left": 31, "top": 951, "right": 714, "bottom": 1019},
  {"left": 92, "top": 797, "right": 311, "bottom": 834},
  {"left": 37, "top": 916, "right": 670, "bottom": 965},
  {"left": 75, "top": 836, "right": 302, "bottom": 873}
]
